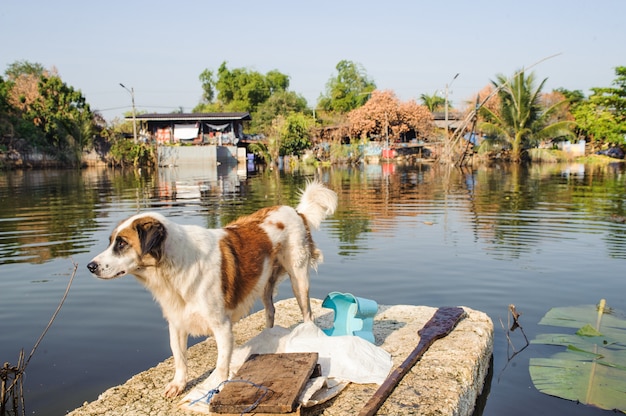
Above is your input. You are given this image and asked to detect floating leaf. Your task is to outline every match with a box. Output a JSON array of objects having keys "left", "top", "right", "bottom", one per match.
[
  {"left": 529, "top": 299, "right": 626, "bottom": 413},
  {"left": 577, "top": 323, "right": 603, "bottom": 337}
]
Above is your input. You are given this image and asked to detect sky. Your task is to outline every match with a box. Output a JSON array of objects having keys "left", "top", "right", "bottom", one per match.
[{"left": 1, "top": 0, "right": 624, "bottom": 122}]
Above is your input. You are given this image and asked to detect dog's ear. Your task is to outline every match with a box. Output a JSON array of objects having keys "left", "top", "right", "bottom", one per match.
[{"left": 133, "top": 217, "right": 167, "bottom": 262}]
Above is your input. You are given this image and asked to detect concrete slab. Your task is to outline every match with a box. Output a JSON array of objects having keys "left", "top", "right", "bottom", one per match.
[{"left": 68, "top": 298, "right": 493, "bottom": 416}]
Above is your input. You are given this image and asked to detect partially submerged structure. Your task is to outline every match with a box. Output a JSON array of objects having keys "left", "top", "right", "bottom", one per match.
[
  {"left": 132, "top": 112, "right": 251, "bottom": 145},
  {"left": 68, "top": 298, "right": 493, "bottom": 416}
]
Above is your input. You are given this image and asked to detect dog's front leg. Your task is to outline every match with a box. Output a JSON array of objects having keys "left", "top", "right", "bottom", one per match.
[
  {"left": 211, "top": 319, "right": 234, "bottom": 382},
  {"left": 164, "top": 323, "right": 188, "bottom": 398}
]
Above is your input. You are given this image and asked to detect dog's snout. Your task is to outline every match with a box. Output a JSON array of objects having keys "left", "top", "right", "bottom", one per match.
[{"left": 87, "top": 261, "right": 99, "bottom": 274}]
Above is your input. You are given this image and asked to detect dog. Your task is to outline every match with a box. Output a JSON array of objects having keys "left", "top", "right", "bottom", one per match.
[{"left": 86, "top": 180, "right": 337, "bottom": 397}]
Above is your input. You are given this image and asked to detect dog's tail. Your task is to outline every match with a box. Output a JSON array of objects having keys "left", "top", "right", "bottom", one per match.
[{"left": 296, "top": 180, "right": 338, "bottom": 229}]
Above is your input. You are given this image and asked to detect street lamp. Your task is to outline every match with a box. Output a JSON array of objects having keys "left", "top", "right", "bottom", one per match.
[
  {"left": 444, "top": 73, "right": 459, "bottom": 140},
  {"left": 119, "top": 83, "right": 138, "bottom": 143}
]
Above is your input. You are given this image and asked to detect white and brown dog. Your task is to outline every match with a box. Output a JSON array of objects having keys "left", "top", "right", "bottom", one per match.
[{"left": 87, "top": 180, "right": 337, "bottom": 397}]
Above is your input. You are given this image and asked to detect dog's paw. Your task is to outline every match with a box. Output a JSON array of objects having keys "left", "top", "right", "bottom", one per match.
[{"left": 163, "top": 380, "right": 185, "bottom": 398}]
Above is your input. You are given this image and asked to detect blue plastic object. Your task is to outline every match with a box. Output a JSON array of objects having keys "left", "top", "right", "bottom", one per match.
[{"left": 321, "top": 292, "right": 378, "bottom": 343}]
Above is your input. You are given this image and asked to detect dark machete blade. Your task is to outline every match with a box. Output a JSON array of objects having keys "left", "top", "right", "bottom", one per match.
[
  {"left": 358, "top": 306, "right": 466, "bottom": 416},
  {"left": 418, "top": 306, "right": 466, "bottom": 345}
]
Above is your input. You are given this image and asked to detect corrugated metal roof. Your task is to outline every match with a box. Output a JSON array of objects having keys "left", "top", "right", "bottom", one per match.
[{"left": 130, "top": 112, "right": 251, "bottom": 122}]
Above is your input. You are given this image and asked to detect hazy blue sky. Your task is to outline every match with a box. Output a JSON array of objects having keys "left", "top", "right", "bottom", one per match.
[{"left": 2, "top": 0, "right": 624, "bottom": 121}]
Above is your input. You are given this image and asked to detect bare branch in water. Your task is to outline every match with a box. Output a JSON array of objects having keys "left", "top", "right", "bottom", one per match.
[
  {"left": 498, "top": 304, "right": 530, "bottom": 382},
  {"left": 1, "top": 260, "right": 77, "bottom": 416}
]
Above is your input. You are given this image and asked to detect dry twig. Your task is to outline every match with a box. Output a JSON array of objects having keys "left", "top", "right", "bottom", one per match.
[{"left": 1, "top": 260, "right": 77, "bottom": 416}]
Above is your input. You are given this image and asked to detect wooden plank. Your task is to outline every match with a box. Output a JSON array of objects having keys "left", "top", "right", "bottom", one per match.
[{"left": 210, "top": 353, "right": 318, "bottom": 414}]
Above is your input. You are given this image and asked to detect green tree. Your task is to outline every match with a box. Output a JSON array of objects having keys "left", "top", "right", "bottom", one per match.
[
  {"left": 0, "top": 76, "right": 11, "bottom": 133},
  {"left": 318, "top": 60, "right": 376, "bottom": 113},
  {"left": 1, "top": 60, "right": 98, "bottom": 165},
  {"left": 555, "top": 88, "right": 585, "bottom": 106},
  {"left": 265, "top": 70, "right": 290, "bottom": 94},
  {"left": 252, "top": 90, "right": 309, "bottom": 133},
  {"left": 109, "top": 136, "right": 156, "bottom": 167},
  {"left": 569, "top": 67, "right": 626, "bottom": 149},
  {"left": 419, "top": 92, "right": 445, "bottom": 112},
  {"left": 279, "top": 112, "right": 313, "bottom": 156},
  {"left": 199, "top": 69, "right": 215, "bottom": 103},
  {"left": 5, "top": 60, "right": 45, "bottom": 79},
  {"left": 479, "top": 70, "right": 575, "bottom": 161},
  {"left": 573, "top": 101, "right": 623, "bottom": 148},
  {"left": 27, "top": 75, "right": 94, "bottom": 156},
  {"left": 249, "top": 113, "right": 314, "bottom": 165},
  {"left": 196, "top": 62, "right": 292, "bottom": 114},
  {"left": 589, "top": 66, "right": 626, "bottom": 117}
]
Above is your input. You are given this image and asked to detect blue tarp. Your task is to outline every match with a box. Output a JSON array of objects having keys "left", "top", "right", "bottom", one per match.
[{"left": 464, "top": 132, "right": 480, "bottom": 145}]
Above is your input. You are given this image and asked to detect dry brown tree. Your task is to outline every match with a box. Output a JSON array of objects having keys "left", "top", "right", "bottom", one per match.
[{"left": 347, "top": 90, "right": 433, "bottom": 144}]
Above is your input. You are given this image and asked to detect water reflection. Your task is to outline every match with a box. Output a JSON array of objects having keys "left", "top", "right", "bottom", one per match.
[
  {"left": 2, "top": 162, "right": 626, "bottom": 265},
  {"left": 2, "top": 162, "right": 626, "bottom": 416}
]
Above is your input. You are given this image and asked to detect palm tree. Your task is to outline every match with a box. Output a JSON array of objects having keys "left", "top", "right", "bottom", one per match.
[
  {"left": 419, "top": 92, "right": 445, "bottom": 112},
  {"left": 479, "top": 70, "right": 575, "bottom": 161}
]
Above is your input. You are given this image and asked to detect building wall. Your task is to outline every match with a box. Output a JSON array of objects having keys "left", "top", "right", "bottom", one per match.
[{"left": 157, "top": 145, "right": 237, "bottom": 167}]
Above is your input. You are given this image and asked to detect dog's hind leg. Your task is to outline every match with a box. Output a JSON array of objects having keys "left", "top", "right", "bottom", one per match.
[
  {"left": 288, "top": 265, "right": 313, "bottom": 322},
  {"left": 164, "top": 323, "right": 189, "bottom": 397},
  {"left": 262, "top": 265, "right": 284, "bottom": 328},
  {"left": 262, "top": 281, "right": 276, "bottom": 328}
]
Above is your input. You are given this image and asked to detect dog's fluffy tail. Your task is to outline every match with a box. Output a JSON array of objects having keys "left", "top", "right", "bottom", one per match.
[{"left": 296, "top": 180, "right": 338, "bottom": 229}]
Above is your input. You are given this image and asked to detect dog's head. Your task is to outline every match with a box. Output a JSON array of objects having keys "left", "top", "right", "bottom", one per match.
[{"left": 87, "top": 213, "right": 167, "bottom": 279}]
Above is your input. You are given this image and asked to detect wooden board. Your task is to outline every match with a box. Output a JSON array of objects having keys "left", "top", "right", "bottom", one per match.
[{"left": 210, "top": 353, "right": 319, "bottom": 414}]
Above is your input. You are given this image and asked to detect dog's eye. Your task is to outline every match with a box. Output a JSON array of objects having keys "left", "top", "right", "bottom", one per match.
[{"left": 115, "top": 238, "right": 128, "bottom": 251}]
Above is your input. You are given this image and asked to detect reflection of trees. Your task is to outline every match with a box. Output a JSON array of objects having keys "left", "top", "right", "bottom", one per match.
[
  {"left": 320, "top": 162, "right": 626, "bottom": 260},
  {"left": 4, "top": 162, "right": 626, "bottom": 265},
  {"left": 0, "top": 169, "right": 108, "bottom": 264},
  {"left": 465, "top": 163, "right": 626, "bottom": 259}
]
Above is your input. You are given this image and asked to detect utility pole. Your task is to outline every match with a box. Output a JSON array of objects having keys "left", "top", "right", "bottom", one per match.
[
  {"left": 119, "top": 83, "right": 138, "bottom": 143},
  {"left": 444, "top": 73, "right": 459, "bottom": 141}
]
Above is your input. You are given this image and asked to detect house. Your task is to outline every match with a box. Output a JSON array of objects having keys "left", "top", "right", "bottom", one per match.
[
  {"left": 130, "top": 112, "right": 251, "bottom": 145},
  {"left": 432, "top": 111, "right": 462, "bottom": 131}
]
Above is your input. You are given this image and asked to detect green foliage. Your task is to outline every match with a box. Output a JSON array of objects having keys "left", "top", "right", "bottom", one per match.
[
  {"left": 265, "top": 70, "right": 290, "bottom": 94},
  {"left": 279, "top": 112, "right": 313, "bottom": 156},
  {"left": 479, "top": 70, "right": 575, "bottom": 161},
  {"left": 216, "top": 62, "right": 289, "bottom": 112},
  {"left": 420, "top": 92, "right": 445, "bottom": 112},
  {"left": 196, "top": 62, "right": 294, "bottom": 116},
  {"left": 4, "top": 60, "right": 45, "bottom": 79},
  {"left": 329, "top": 137, "right": 363, "bottom": 164},
  {"left": 28, "top": 75, "right": 94, "bottom": 152},
  {"left": 318, "top": 60, "right": 376, "bottom": 113},
  {"left": 0, "top": 61, "right": 99, "bottom": 166},
  {"left": 573, "top": 66, "right": 626, "bottom": 147},
  {"left": 248, "top": 113, "right": 314, "bottom": 165},
  {"left": 527, "top": 148, "right": 561, "bottom": 163},
  {"left": 198, "top": 69, "right": 215, "bottom": 103},
  {"left": 248, "top": 141, "right": 271, "bottom": 165},
  {"left": 0, "top": 76, "right": 12, "bottom": 135},
  {"left": 555, "top": 87, "right": 585, "bottom": 106},
  {"left": 573, "top": 101, "right": 624, "bottom": 146},
  {"left": 590, "top": 66, "right": 626, "bottom": 117},
  {"left": 109, "top": 138, "right": 156, "bottom": 167},
  {"left": 252, "top": 90, "right": 309, "bottom": 133}
]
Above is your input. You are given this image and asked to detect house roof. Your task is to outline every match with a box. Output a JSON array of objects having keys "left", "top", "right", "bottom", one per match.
[
  {"left": 432, "top": 111, "right": 461, "bottom": 121},
  {"left": 129, "top": 112, "right": 251, "bottom": 122}
]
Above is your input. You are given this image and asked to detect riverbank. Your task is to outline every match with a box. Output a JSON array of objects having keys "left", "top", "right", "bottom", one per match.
[{"left": 68, "top": 298, "right": 493, "bottom": 416}]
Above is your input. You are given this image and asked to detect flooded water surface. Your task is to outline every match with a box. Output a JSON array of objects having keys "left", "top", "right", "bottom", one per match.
[{"left": 1, "top": 161, "right": 625, "bottom": 415}]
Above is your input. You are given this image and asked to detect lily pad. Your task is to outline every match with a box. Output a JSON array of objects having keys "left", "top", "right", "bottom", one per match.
[{"left": 529, "top": 299, "right": 626, "bottom": 413}]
